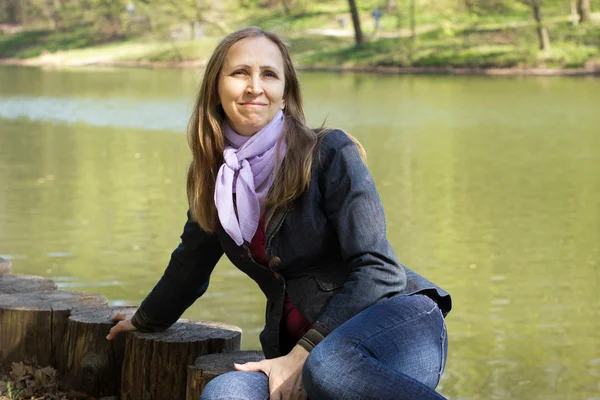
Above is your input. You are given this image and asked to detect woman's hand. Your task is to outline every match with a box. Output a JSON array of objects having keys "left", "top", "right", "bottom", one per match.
[
  {"left": 106, "top": 313, "right": 137, "bottom": 340},
  {"left": 234, "top": 345, "right": 309, "bottom": 400}
]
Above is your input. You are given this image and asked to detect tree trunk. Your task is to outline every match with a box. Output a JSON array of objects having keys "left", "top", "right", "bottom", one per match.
[
  {"left": 410, "top": 0, "right": 416, "bottom": 41},
  {"left": 578, "top": 0, "right": 591, "bottom": 22},
  {"left": 43, "top": 0, "right": 57, "bottom": 29},
  {"left": 186, "top": 351, "right": 265, "bottom": 400},
  {"left": 464, "top": 0, "right": 475, "bottom": 13},
  {"left": 386, "top": 0, "right": 397, "bottom": 12},
  {"left": 532, "top": 0, "right": 550, "bottom": 51},
  {"left": 63, "top": 307, "right": 138, "bottom": 398},
  {"left": 0, "top": 274, "right": 57, "bottom": 294},
  {"left": 120, "top": 321, "right": 242, "bottom": 400},
  {"left": 570, "top": 0, "right": 579, "bottom": 25},
  {"left": 348, "top": 0, "right": 363, "bottom": 46},
  {"left": 5, "top": 0, "right": 21, "bottom": 24},
  {"left": 282, "top": 0, "right": 291, "bottom": 15},
  {"left": 0, "top": 291, "right": 107, "bottom": 371}
]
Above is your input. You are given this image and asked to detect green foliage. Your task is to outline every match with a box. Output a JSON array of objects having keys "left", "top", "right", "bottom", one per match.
[
  {"left": 0, "top": 23, "right": 107, "bottom": 58},
  {"left": 294, "top": 17, "right": 600, "bottom": 69}
]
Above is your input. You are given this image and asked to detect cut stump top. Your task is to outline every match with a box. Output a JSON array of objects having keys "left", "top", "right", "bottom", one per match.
[
  {"left": 132, "top": 320, "right": 242, "bottom": 343},
  {"left": 0, "top": 274, "right": 57, "bottom": 294},
  {"left": 0, "top": 290, "right": 107, "bottom": 311},
  {"left": 193, "top": 350, "right": 265, "bottom": 375},
  {"left": 70, "top": 306, "right": 138, "bottom": 323}
]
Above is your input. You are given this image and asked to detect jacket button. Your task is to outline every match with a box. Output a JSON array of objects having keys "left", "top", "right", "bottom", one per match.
[{"left": 269, "top": 256, "right": 281, "bottom": 269}]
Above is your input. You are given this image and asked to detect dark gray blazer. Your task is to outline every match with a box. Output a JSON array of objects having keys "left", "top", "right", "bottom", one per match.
[{"left": 132, "top": 129, "right": 452, "bottom": 358}]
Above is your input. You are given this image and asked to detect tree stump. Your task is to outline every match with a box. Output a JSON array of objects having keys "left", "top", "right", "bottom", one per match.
[
  {"left": 63, "top": 307, "right": 138, "bottom": 398},
  {"left": 120, "top": 321, "right": 242, "bottom": 400},
  {"left": 0, "top": 274, "right": 57, "bottom": 294},
  {"left": 186, "top": 350, "right": 265, "bottom": 400},
  {"left": 0, "top": 257, "right": 11, "bottom": 276},
  {"left": 0, "top": 291, "right": 107, "bottom": 370}
]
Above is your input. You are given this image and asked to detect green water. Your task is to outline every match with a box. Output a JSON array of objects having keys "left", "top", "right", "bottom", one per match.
[{"left": 1, "top": 65, "right": 599, "bottom": 399}]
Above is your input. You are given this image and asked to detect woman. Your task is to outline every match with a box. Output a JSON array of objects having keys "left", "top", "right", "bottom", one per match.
[{"left": 107, "top": 27, "right": 452, "bottom": 400}]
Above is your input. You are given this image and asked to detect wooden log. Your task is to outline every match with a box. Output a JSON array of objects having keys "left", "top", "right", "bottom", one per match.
[
  {"left": 0, "top": 274, "right": 57, "bottom": 294},
  {"left": 63, "top": 307, "right": 138, "bottom": 398},
  {"left": 120, "top": 321, "right": 242, "bottom": 400},
  {"left": 0, "top": 291, "right": 107, "bottom": 371},
  {"left": 186, "top": 350, "right": 265, "bottom": 400},
  {"left": 0, "top": 257, "right": 11, "bottom": 276}
]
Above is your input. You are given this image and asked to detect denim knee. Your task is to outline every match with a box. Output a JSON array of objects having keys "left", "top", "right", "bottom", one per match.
[
  {"left": 200, "top": 371, "right": 268, "bottom": 400},
  {"left": 303, "top": 339, "right": 354, "bottom": 399}
]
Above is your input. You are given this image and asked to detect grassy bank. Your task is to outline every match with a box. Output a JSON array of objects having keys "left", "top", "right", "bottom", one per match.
[{"left": 1, "top": 7, "right": 599, "bottom": 72}]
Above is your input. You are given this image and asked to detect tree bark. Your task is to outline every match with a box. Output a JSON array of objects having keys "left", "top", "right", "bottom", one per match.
[
  {"left": 186, "top": 351, "right": 265, "bottom": 400},
  {"left": 578, "top": 0, "right": 591, "bottom": 22},
  {"left": 63, "top": 307, "right": 138, "bottom": 398},
  {"left": 120, "top": 321, "right": 242, "bottom": 400},
  {"left": 0, "top": 274, "right": 57, "bottom": 294},
  {"left": 532, "top": 0, "right": 550, "bottom": 51},
  {"left": 0, "top": 291, "right": 107, "bottom": 371},
  {"left": 386, "top": 0, "right": 397, "bottom": 12},
  {"left": 348, "top": 0, "right": 363, "bottom": 46}
]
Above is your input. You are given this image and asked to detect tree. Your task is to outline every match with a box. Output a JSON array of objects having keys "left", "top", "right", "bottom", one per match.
[
  {"left": 570, "top": 0, "right": 579, "bottom": 25},
  {"left": 2, "top": 0, "right": 22, "bottom": 24},
  {"left": 410, "top": 0, "right": 416, "bottom": 41},
  {"left": 530, "top": 0, "right": 550, "bottom": 51},
  {"left": 348, "top": 0, "right": 363, "bottom": 46},
  {"left": 577, "top": 0, "right": 591, "bottom": 22},
  {"left": 281, "top": 0, "right": 292, "bottom": 15}
]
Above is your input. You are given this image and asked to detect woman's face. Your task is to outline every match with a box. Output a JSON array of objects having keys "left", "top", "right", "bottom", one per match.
[{"left": 218, "top": 36, "right": 286, "bottom": 136}]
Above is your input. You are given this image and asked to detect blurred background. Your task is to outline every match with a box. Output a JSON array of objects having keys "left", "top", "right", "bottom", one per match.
[
  {"left": 0, "top": 0, "right": 599, "bottom": 69},
  {"left": 1, "top": 1, "right": 599, "bottom": 400}
]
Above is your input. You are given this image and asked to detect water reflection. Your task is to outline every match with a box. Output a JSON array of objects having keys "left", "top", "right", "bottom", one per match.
[{"left": 0, "top": 96, "right": 189, "bottom": 131}]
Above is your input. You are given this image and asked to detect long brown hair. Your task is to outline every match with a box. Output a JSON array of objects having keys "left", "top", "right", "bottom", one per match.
[{"left": 186, "top": 27, "right": 365, "bottom": 232}]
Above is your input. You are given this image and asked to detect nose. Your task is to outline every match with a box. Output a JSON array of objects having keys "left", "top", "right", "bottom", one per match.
[{"left": 246, "top": 73, "right": 263, "bottom": 95}]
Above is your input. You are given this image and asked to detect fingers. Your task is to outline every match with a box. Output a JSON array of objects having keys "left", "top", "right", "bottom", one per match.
[
  {"left": 234, "top": 360, "right": 268, "bottom": 374},
  {"left": 111, "top": 313, "right": 127, "bottom": 323},
  {"left": 106, "top": 324, "right": 120, "bottom": 341},
  {"left": 106, "top": 319, "right": 136, "bottom": 340}
]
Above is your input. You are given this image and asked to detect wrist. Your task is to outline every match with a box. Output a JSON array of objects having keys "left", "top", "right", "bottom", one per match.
[{"left": 289, "top": 344, "right": 310, "bottom": 362}]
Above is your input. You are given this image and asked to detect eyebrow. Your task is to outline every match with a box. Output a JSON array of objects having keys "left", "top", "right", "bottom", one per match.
[{"left": 229, "top": 64, "right": 281, "bottom": 73}]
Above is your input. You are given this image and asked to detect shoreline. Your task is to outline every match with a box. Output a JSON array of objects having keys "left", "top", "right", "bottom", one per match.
[{"left": 1, "top": 57, "right": 599, "bottom": 77}]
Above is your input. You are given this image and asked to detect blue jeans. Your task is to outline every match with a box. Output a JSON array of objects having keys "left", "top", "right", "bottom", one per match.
[{"left": 201, "top": 294, "right": 448, "bottom": 400}]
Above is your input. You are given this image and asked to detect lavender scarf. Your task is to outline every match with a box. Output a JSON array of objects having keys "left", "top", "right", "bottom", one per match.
[{"left": 215, "top": 110, "right": 286, "bottom": 246}]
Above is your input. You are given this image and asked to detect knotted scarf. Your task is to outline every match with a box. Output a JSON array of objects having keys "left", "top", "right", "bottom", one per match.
[{"left": 214, "top": 110, "right": 286, "bottom": 246}]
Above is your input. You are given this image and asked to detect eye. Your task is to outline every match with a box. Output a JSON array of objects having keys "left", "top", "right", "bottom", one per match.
[
  {"left": 264, "top": 71, "right": 278, "bottom": 78},
  {"left": 232, "top": 70, "right": 247, "bottom": 75}
]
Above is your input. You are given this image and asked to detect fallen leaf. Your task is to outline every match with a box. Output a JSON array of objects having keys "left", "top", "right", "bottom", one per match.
[{"left": 10, "top": 362, "right": 28, "bottom": 382}]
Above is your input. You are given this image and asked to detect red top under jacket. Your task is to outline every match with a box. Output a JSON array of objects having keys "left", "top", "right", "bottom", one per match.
[{"left": 248, "top": 214, "right": 313, "bottom": 346}]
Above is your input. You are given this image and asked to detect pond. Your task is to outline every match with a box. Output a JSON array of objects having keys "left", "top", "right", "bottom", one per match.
[{"left": 1, "top": 65, "right": 599, "bottom": 399}]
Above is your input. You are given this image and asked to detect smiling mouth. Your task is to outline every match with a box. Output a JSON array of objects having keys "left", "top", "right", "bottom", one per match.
[{"left": 241, "top": 102, "right": 267, "bottom": 106}]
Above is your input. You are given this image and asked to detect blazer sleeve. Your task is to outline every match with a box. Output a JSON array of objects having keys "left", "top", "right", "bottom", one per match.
[
  {"left": 298, "top": 130, "right": 406, "bottom": 351},
  {"left": 131, "top": 210, "right": 224, "bottom": 332}
]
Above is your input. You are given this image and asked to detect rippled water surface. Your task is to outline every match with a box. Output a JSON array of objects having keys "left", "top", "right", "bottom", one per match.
[{"left": 1, "top": 65, "right": 599, "bottom": 399}]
